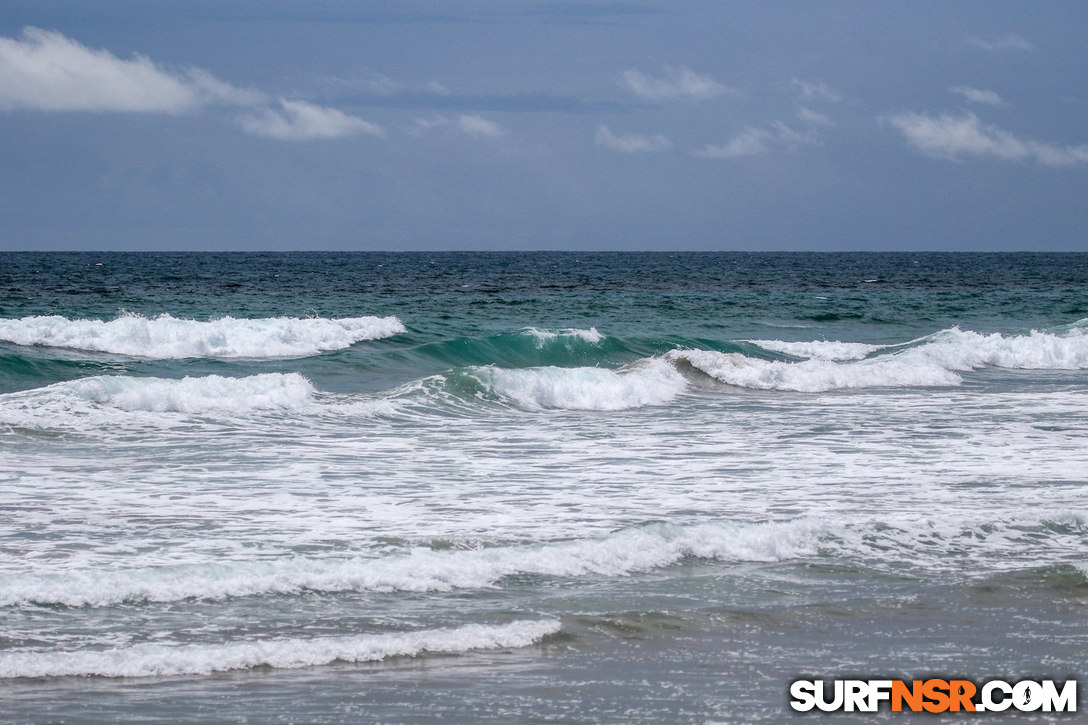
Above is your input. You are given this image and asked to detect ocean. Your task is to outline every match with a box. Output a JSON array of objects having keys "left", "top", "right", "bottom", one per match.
[{"left": 0, "top": 251, "right": 1085, "bottom": 723}]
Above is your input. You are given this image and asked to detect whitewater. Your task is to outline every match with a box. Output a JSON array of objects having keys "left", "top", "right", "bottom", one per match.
[
  {"left": 1, "top": 252, "right": 1086, "bottom": 723},
  {"left": 0, "top": 312, "right": 405, "bottom": 359}
]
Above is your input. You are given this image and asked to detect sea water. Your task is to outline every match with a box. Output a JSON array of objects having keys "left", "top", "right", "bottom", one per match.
[{"left": 0, "top": 252, "right": 1085, "bottom": 723}]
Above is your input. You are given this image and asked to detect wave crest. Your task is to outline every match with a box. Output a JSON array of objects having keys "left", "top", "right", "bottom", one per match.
[
  {"left": 923, "top": 326, "right": 1088, "bottom": 370},
  {"left": 0, "top": 520, "right": 821, "bottom": 608},
  {"left": 72, "top": 373, "right": 315, "bottom": 413},
  {"left": 523, "top": 327, "right": 604, "bottom": 345},
  {"left": 746, "top": 339, "right": 883, "bottom": 361},
  {"left": 0, "top": 373, "right": 314, "bottom": 422},
  {"left": 669, "top": 349, "right": 960, "bottom": 392},
  {"left": 465, "top": 359, "right": 686, "bottom": 410},
  {"left": 0, "top": 313, "right": 405, "bottom": 359},
  {"left": 676, "top": 325, "right": 1088, "bottom": 392},
  {"left": 0, "top": 619, "right": 560, "bottom": 679}
]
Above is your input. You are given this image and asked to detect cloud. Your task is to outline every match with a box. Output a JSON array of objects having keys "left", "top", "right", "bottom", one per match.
[
  {"left": 411, "top": 113, "right": 506, "bottom": 138},
  {"left": 791, "top": 81, "right": 839, "bottom": 129},
  {"left": 791, "top": 79, "right": 841, "bottom": 103},
  {"left": 421, "top": 81, "right": 452, "bottom": 96},
  {"left": 0, "top": 27, "right": 381, "bottom": 144},
  {"left": 349, "top": 70, "right": 404, "bottom": 95},
  {"left": 770, "top": 121, "right": 817, "bottom": 146},
  {"left": 696, "top": 121, "right": 817, "bottom": 160},
  {"left": 886, "top": 111, "right": 1088, "bottom": 168},
  {"left": 798, "top": 106, "right": 834, "bottom": 127},
  {"left": 237, "top": 99, "right": 386, "bottom": 141},
  {"left": 949, "top": 86, "right": 1002, "bottom": 105},
  {"left": 968, "top": 35, "right": 1032, "bottom": 52},
  {"left": 325, "top": 69, "right": 451, "bottom": 97},
  {"left": 696, "top": 127, "right": 772, "bottom": 159},
  {"left": 595, "top": 125, "right": 671, "bottom": 153},
  {"left": 622, "top": 66, "right": 734, "bottom": 101},
  {"left": 411, "top": 115, "right": 447, "bottom": 134},
  {"left": 456, "top": 114, "right": 506, "bottom": 138},
  {"left": 0, "top": 27, "right": 261, "bottom": 113}
]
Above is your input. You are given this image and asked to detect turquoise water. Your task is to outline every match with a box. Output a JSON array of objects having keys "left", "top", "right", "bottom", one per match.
[{"left": 1, "top": 252, "right": 1086, "bottom": 723}]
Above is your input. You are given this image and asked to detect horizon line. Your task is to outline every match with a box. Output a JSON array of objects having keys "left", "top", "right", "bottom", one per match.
[{"left": 2, "top": 249, "right": 1084, "bottom": 255}]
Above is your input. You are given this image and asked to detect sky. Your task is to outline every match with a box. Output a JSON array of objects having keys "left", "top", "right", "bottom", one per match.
[{"left": 1, "top": 1, "right": 1086, "bottom": 252}]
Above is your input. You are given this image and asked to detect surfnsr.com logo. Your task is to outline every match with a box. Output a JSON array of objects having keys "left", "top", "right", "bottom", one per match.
[{"left": 789, "top": 678, "right": 1077, "bottom": 713}]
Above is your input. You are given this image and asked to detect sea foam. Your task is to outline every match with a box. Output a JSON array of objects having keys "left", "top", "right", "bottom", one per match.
[
  {"left": 0, "top": 313, "right": 405, "bottom": 359},
  {"left": 0, "top": 373, "right": 315, "bottom": 424},
  {"left": 0, "top": 520, "right": 822, "bottom": 607},
  {"left": 68, "top": 373, "right": 316, "bottom": 413},
  {"left": 0, "top": 619, "right": 560, "bottom": 679},
  {"left": 466, "top": 359, "right": 686, "bottom": 410},
  {"left": 673, "top": 325, "right": 1088, "bottom": 392},
  {"left": 746, "top": 339, "right": 883, "bottom": 361},
  {"left": 921, "top": 326, "right": 1088, "bottom": 370},
  {"left": 523, "top": 327, "right": 604, "bottom": 345},
  {"left": 669, "top": 349, "right": 960, "bottom": 392}
]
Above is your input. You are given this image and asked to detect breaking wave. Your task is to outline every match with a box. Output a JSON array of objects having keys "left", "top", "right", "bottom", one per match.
[
  {"left": 0, "top": 619, "right": 560, "bottom": 679},
  {"left": 432, "top": 323, "right": 1088, "bottom": 405},
  {"left": 0, "top": 373, "right": 315, "bottom": 423},
  {"left": 5, "top": 513, "right": 1083, "bottom": 610},
  {"left": 0, "top": 520, "right": 823, "bottom": 608},
  {"left": 463, "top": 358, "right": 687, "bottom": 410},
  {"left": 3, "top": 324, "right": 1085, "bottom": 423},
  {"left": 745, "top": 339, "right": 883, "bottom": 361},
  {"left": 678, "top": 324, "right": 1088, "bottom": 392},
  {"left": 921, "top": 325, "right": 1088, "bottom": 370},
  {"left": 669, "top": 348, "right": 960, "bottom": 392},
  {"left": 69, "top": 373, "right": 315, "bottom": 413},
  {"left": 385, "top": 326, "right": 629, "bottom": 371},
  {"left": 0, "top": 313, "right": 405, "bottom": 359},
  {"left": 523, "top": 327, "right": 604, "bottom": 345}
]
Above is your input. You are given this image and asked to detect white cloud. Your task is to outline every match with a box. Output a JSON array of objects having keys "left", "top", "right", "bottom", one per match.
[
  {"left": 422, "top": 81, "right": 452, "bottom": 96},
  {"left": 696, "top": 121, "right": 817, "bottom": 160},
  {"left": 886, "top": 111, "right": 1088, "bottom": 168},
  {"left": 237, "top": 99, "right": 385, "bottom": 141},
  {"left": 411, "top": 114, "right": 506, "bottom": 139},
  {"left": 457, "top": 114, "right": 506, "bottom": 138},
  {"left": 791, "top": 79, "right": 841, "bottom": 103},
  {"left": 0, "top": 27, "right": 380, "bottom": 144},
  {"left": 696, "top": 127, "right": 772, "bottom": 159},
  {"left": 353, "top": 70, "right": 403, "bottom": 95},
  {"left": 968, "top": 35, "right": 1032, "bottom": 52},
  {"left": 0, "top": 27, "right": 261, "bottom": 113},
  {"left": 410, "top": 115, "right": 447, "bottom": 135},
  {"left": 595, "top": 125, "right": 671, "bottom": 153},
  {"left": 622, "top": 66, "right": 734, "bottom": 101},
  {"left": 771, "top": 121, "right": 817, "bottom": 146},
  {"left": 798, "top": 106, "right": 835, "bottom": 127},
  {"left": 949, "top": 86, "right": 1002, "bottom": 105},
  {"left": 187, "top": 68, "right": 266, "bottom": 107},
  {"left": 331, "top": 70, "right": 450, "bottom": 97}
]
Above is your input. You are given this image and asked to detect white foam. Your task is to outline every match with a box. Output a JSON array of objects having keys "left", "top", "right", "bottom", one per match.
[
  {"left": 0, "top": 619, "right": 560, "bottom": 679},
  {"left": 0, "top": 520, "right": 822, "bottom": 607},
  {"left": 71, "top": 373, "right": 316, "bottom": 413},
  {"left": 920, "top": 326, "right": 1088, "bottom": 370},
  {"left": 0, "top": 313, "right": 405, "bottom": 359},
  {"left": 669, "top": 349, "right": 961, "bottom": 392},
  {"left": 747, "top": 339, "right": 882, "bottom": 361},
  {"left": 523, "top": 327, "right": 604, "bottom": 345},
  {"left": 0, "top": 373, "right": 315, "bottom": 420},
  {"left": 467, "top": 359, "right": 686, "bottom": 410},
  {"left": 673, "top": 326, "right": 1088, "bottom": 392}
]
